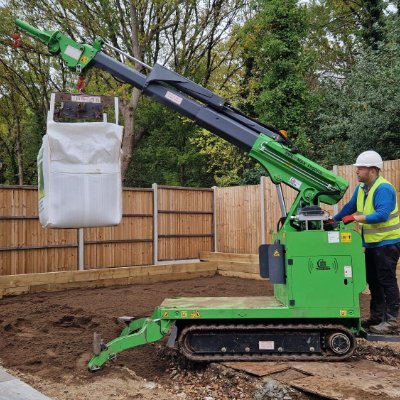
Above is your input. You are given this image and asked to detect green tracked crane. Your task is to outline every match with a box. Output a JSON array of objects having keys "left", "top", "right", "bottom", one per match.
[{"left": 15, "top": 19, "right": 393, "bottom": 371}]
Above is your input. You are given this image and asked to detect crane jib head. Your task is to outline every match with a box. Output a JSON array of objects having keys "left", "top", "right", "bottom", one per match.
[{"left": 15, "top": 19, "right": 101, "bottom": 72}]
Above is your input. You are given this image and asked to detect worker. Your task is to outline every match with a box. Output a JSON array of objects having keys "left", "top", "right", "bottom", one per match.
[{"left": 333, "top": 150, "right": 400, "bottom": 334}]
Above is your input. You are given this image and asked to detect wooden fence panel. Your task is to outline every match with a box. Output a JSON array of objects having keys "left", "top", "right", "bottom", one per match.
[
  {"left": 215, "top": 185, "right": 261, "bottom": 254},
  {"left": 83, "top": 189, "right": 153, "bottom": 269},
  {"left": 0, "top": 185, "right": 214, "bottom": 275},
  {"left": 0, "top": 186, "right": 78, "bottom": 275},
  {"left": 157, "top": 187, "right": 214, "bottom": 261}
]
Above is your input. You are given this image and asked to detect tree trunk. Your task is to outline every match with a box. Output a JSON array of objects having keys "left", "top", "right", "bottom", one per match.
[
  {"left": 119, "top": 3, "right": 147, "bottom": 182},
  {"left": 120, "top": 88, "right": 143, "bottom": 181},
  {"left": 15, "top": 117, "right": 24, "bottom": 185}
]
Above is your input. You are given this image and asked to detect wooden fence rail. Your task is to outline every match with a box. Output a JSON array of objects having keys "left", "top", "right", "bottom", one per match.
[
  {"left": 0, "top": 185, "right": 214, "bottom": 275},
  {"left": 1, "top": 159, "right": 399, "bottom": 275}
]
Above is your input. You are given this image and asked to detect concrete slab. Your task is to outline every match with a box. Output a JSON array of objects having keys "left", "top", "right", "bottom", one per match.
[
  {"left": 0, "top": 367, "right": 51, "bottom": 400},
  {"left": 0, "top": 368, "right": 14, "bottom": 383}
]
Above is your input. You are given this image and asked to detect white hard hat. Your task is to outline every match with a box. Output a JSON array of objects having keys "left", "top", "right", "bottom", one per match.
[{"left": 354, "top": 150, "right": 383, "bottom": 169}]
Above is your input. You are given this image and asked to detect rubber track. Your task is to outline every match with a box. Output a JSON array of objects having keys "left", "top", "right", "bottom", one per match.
[{"left": 178, "top": 323, "right": 356, "bottom": 361}]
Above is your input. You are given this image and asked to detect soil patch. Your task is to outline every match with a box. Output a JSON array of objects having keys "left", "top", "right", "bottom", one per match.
[{"left": 0, "top": 275, "right": 399, "bottom": 399}]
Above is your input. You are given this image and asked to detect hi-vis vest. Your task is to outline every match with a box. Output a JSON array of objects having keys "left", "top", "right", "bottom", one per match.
[{"left": 356, "top": 176, "right": 400, "bottom": 243}]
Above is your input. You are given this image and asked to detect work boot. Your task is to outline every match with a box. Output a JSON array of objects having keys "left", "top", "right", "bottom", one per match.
[
  {"left": 361, "top": 317, "right": 382, "bottom": 329},
  {"left": 369, "top": 320, "right": 398, "bottom": 335}
]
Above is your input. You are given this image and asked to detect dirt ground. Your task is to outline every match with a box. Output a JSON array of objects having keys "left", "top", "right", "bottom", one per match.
[{"left": 1, "top": 275, "right": 400, "bottom": 400}]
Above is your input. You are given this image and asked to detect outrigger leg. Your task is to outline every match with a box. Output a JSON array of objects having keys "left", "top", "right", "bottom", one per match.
[{"left": 88, "top": 310, "right": 173, "bottom": 371}]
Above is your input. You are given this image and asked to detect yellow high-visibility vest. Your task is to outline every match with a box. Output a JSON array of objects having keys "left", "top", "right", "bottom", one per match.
[{"left": 356, "top": 176, "right": 400, "bottom": 243}]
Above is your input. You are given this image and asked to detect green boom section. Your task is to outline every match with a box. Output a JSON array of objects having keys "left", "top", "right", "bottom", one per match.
[
  {"left": 15, "top": 19, "right": 101, "bottom": 71},
  {"left": 250, "top": 134, "right": 349, "bottom": 206}
]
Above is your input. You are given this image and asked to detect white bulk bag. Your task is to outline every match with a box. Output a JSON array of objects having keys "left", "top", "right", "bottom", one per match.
[{"left": 38, "top": 94, "right": 123, "bottom": 228}]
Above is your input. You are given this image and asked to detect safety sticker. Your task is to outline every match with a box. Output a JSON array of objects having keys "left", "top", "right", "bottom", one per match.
[
  {"left": 328, "top": 231, "right": 340, "bottom": 243},
  {"left": 181, "top": 311, "right": 188, "bottom": 318},
  {"left": 64, "top": 44, "right": 83, "bottom": 61},
  {"left": 340, "top": 310, "right": 347, "bottom": 317},
  {"left": 165, "top": 91, "right": 183, "bottom": 105},
  {"left": 340, "top": 232, "right": 352, "bottom": 243},
  {"left": 190, "top": 311, "right": 201, "bottom": 318},
  {"left": 259, "top": 341, "right": 274, "bottom": 350},
  {"left": 80, "top": 55, "right": 89, "bottom": 64},
  {"left": 344, "top": 266, "right": 352, "bottom": 278},
  {"left": 289, "top": 177, "right": 302, "bottom": 189},
  {"left": 273, "top": 249, "right": 280, "bottom": 257},
  {"left": 162, "top": 311, "right": 169, "bottom": 318},
  {"left": 71, "top": 95, "right": 101, "bottom": 103}
]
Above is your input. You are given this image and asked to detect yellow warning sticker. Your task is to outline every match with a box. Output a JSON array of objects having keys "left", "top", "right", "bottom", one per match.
[
  {"left": 273, "top": 250, "right": 280, "bottom": 257},
  {"left": 162, "top": 311, "right": 169, "bottom": 318},
  {"left": 191, "top": 311, "right": 201, "bottom": 318},
  {"left": 340, "top": 309, "right": 347, "bottom": 317},
  {"left": 340, "top": 232, "right": 352, "bottom": 243},
  {"left": 80, "top": 55, "right": 89, "bottom": 64},
  {"left": 181, "top": 311, "right": 188, "bottom": 318}
]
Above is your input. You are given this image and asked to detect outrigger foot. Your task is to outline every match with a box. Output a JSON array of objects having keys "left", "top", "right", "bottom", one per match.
[
  {"left": 88, "top": 313, "right": 172, "bottom": 371},
  {"left": 93, "top": 332, "right": 106, "bottom": 355}
]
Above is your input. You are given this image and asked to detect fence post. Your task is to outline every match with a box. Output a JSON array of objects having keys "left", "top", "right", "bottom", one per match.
[
  {"left": 260, "top": 176, "right": 266, "bottom": 245},
  {"left": 212, "top": 186, "right": 218, "bottom": 252},
  {"left": 333, "top": 165, "right": 339, "bottom": 215},
  {"left": 152, "top": 183, "right": 158, "bottom": 264},
  {"left": 78, "top": 228, "right": 84, "bottom": 271}
]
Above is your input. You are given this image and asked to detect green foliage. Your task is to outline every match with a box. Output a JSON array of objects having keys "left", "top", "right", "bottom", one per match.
[
  {"left": 312, "top": 14, "right": 400, "bottom": 166},
  {"left": 125, "top": 100, "right": 213, "bottom": 187},
  {"left": 360, "top": 0, "right": 386, "bottom": 50},
  {"left": 190, "top": 130, "right": 253, "bottom": 187},
  {"left": 240, "top": 164, "right": 267, "bottom": 185},
  {"left": 1, "top": 0, "right": 399, "bottom": 189},
  {"left": 238, "top": 0, "right": 315, "bottom": 148}
]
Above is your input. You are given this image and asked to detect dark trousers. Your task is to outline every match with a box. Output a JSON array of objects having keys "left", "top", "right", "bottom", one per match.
[{"left": 365, "top": 243, "right": 400, "bottom": 321}]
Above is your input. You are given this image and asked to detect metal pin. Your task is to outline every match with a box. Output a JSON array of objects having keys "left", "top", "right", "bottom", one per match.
[{"left": 102, "top": 41, "right": 152, "bottom": 71}]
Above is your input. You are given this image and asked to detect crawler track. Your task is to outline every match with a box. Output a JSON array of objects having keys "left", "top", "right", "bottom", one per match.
[{"left": 178, "top": 323, "right": 356, "bottom": 361}]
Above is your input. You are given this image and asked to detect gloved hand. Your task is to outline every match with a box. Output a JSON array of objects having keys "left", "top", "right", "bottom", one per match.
[{"left": 342, "top": 215, "right": 356, "bottom": 224}]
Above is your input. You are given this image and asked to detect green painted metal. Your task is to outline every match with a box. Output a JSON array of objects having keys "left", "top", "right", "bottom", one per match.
[
  {"left": 15, "top": 19, "right": 100, "bottom": 71},
  {"left": 88, "top": 224, "right": 366, "bottom": 369},
  {"left": 249, "top": 134, "right": 349, "bottom": 207},
  {"left": 88, "top": 312, "right": 172, "bottom": 371},
  {"left": 158, "top": 226, "right": 366, "bottom": 320}
]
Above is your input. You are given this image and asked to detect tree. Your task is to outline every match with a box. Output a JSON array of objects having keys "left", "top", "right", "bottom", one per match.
[
  {"left": 125, "top": 100, "right": 214, "bottom": 187},
  {"left": 311, "top": 13, "right": 400, "bottom": 166},
  {"left": 238, "top": 0, "right": 313, "bottom": 147},
  {"left": 359, "top": 0, "right": 386, "bottom": 49},
  {"left": 5, "top": 0, "right": 248, "bottom": 184},
  {"left": 0, "top": 5, "right": 56, "bottom": 184}
]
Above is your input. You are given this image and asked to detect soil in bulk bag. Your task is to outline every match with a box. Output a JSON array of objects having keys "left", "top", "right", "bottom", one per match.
[{"left": 38, "top": 94, "right": 123, "bottom": 228}]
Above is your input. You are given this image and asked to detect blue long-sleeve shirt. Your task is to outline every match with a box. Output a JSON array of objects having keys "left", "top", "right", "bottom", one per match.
[{"left": 334, "top": 182, "right": 400, "bottom": 248}]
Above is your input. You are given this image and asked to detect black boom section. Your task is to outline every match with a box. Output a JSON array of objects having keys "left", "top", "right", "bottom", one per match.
[{"left": 93, "top": 52, "right": 265, "bottom": 150}]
